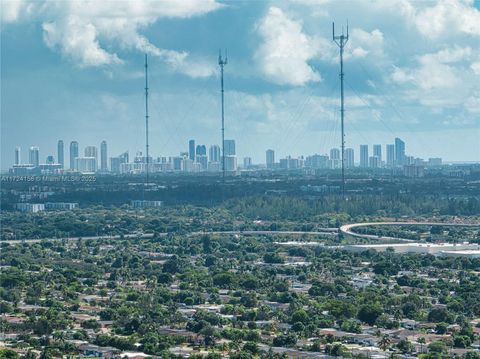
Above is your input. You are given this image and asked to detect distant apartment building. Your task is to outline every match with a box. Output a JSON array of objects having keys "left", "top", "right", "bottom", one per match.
[
  {"left": 29, "top": 146, "right": 40, "bottom": 167},
  {"left": 266, "top": 149, "right": 275, "bottom": 168},
  {"left": 70, "top": 141, "right": 79, "bottom": 170},
  {"left": 75, "top": 157, "right": 97, "bottom": 173},
  {"left": 131, "top": 200, "right": 163, "bottom": 209},
  {"left": 373, "top": 144, "right": 382, "bottom": 163},
  {"left": 45, "top": 202, "right": 79, "bottom": 210},
  {"left": 345, "top": 148, "right": 354, "bottom": 168},
  {"left": 57, "top": 140, "right": 64, "bottom": 168},
  {"left": 395, "top": 137, "right": 405, "bottom": 166},
  {"left": 386, "top": 144, "right": 395, "bottom": 167},
  {"left": 15, "top": 203, "right": 45, "bottom": 213},
  {"left": 100, "top": 140, "right": 108, "bottom": 171},
  {"left": 360, "top": 145, "right": 368, "bottom": 168},
  {"left": 15, "top": 147, "right": 21, "bottom": 165}
]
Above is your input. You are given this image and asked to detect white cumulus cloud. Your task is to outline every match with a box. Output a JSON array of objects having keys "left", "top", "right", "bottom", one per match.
[
  {"left": 255, "top": 6, "right": 323, "bottom": 86},
  {"left": 4, "top": 0, "right": 222, "bottom": 76}
]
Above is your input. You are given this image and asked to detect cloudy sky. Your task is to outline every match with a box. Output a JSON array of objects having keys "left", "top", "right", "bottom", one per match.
[{"left": 1, "top": 0, "right": 479, "bottom": 169}]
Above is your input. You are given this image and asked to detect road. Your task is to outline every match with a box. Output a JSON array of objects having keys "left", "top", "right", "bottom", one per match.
[
  {"left": 340, "top": 221, "right": 479, "bottom": 242},
  {"left": 1, "top": 229, "right": 337, "bottom": 244}
]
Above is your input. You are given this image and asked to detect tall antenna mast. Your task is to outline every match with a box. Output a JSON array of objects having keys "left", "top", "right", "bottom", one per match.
[
  {"left": 333, "top": 22, "right": 349, "bottom": 198},
  {"left": 219, "top": 49, "right": 227, "bottom": 181},
  {"left": 144, "top": 54, "right": 150, "bottom": 186}
]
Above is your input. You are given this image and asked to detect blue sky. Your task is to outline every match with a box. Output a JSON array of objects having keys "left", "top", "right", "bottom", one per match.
[{"left": 1, "top": 0, "right": 480, "bottom": 169}]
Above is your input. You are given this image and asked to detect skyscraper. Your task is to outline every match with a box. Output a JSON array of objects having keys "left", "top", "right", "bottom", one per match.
[
  {"left": 266, "top": 149, "right": 275, "bottom": 168},
  {"left": 57, "top": 140, "right": 64, "bottom": 167},
  {"left": 224, "top": 140, "right": 236, "bottom": 156},
  {"left": 46, "top": 155, "right": 55, "bottom": 164},
  {"left": 345, "top": 148, "right": 354, "bottom": 168},
  {"left": 100, "top": 140, "right": 108, "bottom": 171},
  {"left": 330, "top": 148, "right": 340, "bottom": 160},
  {"left": 196, "top": 145, "right": 207, "bottom": 156},
  {"left": 189, "top": 139, "right": 195, "bottom": 161},
  {"left": 395, "top": 138, "right": 405, "bottom": 166},
  {"left": 360, "top": 145, "right": 369, "bottom": 168},
  {"left": 14, "top": 147, "right": 21, "bottom": 165},
  {"left": 29, "top": 146, "right": 40, "bottom": 167},
  {"left": 243, "top": 157, "right": 252, "bottom": 168},
  {"left": 85, "top": 146, "right": 98, "bottom": 159},
  {"left": 70, "top": 141, "right": 79, "bottom": 170},
  {"left": 373, "top": 144, "right": 382, "bottom": 163},
  {"left": 386, "top": 144, "right": 395, "bottom": 167},
  {"left": 209, "top": 145, "right": 221, "bottom": 163}
]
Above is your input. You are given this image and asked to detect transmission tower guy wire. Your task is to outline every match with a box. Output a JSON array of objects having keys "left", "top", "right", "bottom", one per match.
[{"left": 333, "top": 21, "right": 349, "bottom": 198}]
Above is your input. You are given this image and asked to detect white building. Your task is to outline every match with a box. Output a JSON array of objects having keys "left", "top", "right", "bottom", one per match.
[{"left": 15, "top": 203, "right": 45, "bottom": 213}]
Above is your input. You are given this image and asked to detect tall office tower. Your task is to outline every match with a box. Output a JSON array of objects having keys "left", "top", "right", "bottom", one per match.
[
  {"left": 195, "top": 145, "right": 207, "bottom": 170},
  {"left": 225, "top": 155, "right": 237, "bottom": 171},
  {"left": 209, "top": 145, "right": 221, "bottom": 162},
  {"left": 100, "top": 140, "right": 108, "bottom": 171},
  {"left": 345, "top": 148, "right": 354, "bottom": 168},
  {"left": 386, "top": 144, "right": 395, "bottom": 167},
  {"left": 266, "top": 149, "right": 275, "bottom": 168},
  {"left": 57, "top": 140, "right": 64, "bottom": 167},
  {"left": 369, "top": 156, "right": 380, "bottom": 168},
  {"left": 360, "top": 145, "right": 369, "bottom": 168},
  {"left": 70, "top": 141, "right": 79, "bottom": 170},
  {"left": 224, "top": 139, "right": 236, "bottom": 156},
  {"left": 14, "top": 147, "right": 21, "bottom": 165},
  {"left": 395, "top": 137, "right": 405, "bottom": 166},
  {"left": 75, "top": 157, "right": 97, "bottom": 173},
  {"left": 46, "top": 155, "right": 55, "bottom": 164},
  {"left": 243, "top": 157, "right": 252, "bottom": 168},
  {"left": 330, "top": 148, "right": 340, "bottom": 160},
  {"left": 196, "top": 145, "right": 207, "bottom": 156},
  {"left": 110, "top": 152, "right": 129, "bottom": 173},
  {"left": 85, "top": 146, "right": 98, "bottom": 160},
  {"left": 373, "top": 144, "right": 382, "bottom": 163},
  {"left": 189, "top": 139, "right": 195, "bottom": 161},
  {"left": 29, "top": 146, "right": 40, "bottom": 167}
]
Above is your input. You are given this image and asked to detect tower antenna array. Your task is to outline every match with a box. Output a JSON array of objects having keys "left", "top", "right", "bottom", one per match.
[
  {"left": 218, "top": 49, "right": 228, "bottom": 180},
  {"left": 333, "top": 22, "right": 349, "bottom": 198},
  {"left": 144, "top": 54, "right": 150, "bottom": 186}
]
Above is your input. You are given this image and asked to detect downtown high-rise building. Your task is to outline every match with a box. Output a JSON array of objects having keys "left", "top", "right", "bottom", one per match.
[
  {"left": 209, "top": 145, "right": 221, "bottom": 163},
  {"left": 243, "top": 157, "right": 252, "bottom": 168},
  {"left": 386, "top": 144, "right": 395, "bottom": 167},
  {"left": 196, "top": 145, "right": 207, "bottom": 156},
  {"left": 360, "top": 145, "right": 369, "bottom": 168},
  {"left": 100, "top": 140, "right": 108, "bottom": 171},
  {"left": 266, "top": 149, "right": 275, "bottom": 168},
  {"left": 57, "top": 140, "right": 64, "bottom": 168},
  {"left": 224, "top": 139, "right": 236, "bottom": 156},
  {"left": 29, "top": 146, "right": 40, "bottom": 167},
  {"left": 330, "top": 148, "right": 340, "bottom": 160},
  {"left": 70, "top": 141, "right": 79, "bottom": 170},
  {"left": 395, "top": 138, "right": 405, "bottom": 166},
  {"left": 345, "top": 148, "right": 354, "bottom": 168},
  {"left": 189, "top": 140, "right": 195, "bottom": 161},
  {"left": 373, "top": 144, "right": 382, "bottom": 163},
  {"left": 14, "top": 147, "right": 21, "bottom": 165},
  {"left": 85, "top": 146, "right": 98, "bottom": 159}
]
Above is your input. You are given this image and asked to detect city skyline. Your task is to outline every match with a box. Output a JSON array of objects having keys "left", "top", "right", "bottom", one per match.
[
  {"left": 2, "top": 1, "right": 480, "bottom": 170},
  {"left": 9, "top": 136, "right": 447, "bottom": 176}
]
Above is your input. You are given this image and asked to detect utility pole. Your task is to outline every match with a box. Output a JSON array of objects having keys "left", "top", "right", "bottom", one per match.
[
  {"left": 218, "top": 50, "right": 227, "bottom": 181},
  {"left": 144, "top": 54, "right": 150, "bottom": 186},
  {"left": 333, "top": 22, "right": 349, "bottom": 198}
]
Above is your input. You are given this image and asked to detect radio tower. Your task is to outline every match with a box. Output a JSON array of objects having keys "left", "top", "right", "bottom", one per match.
[
  {"left": 333, "top": 22, "right": 349, "bottom": 198},
  {"left": 218, "top": 50, "right": 227, "bottom": 180},
  {"left": 144, "top": 54, "right": 150, "bottom": 185}
]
